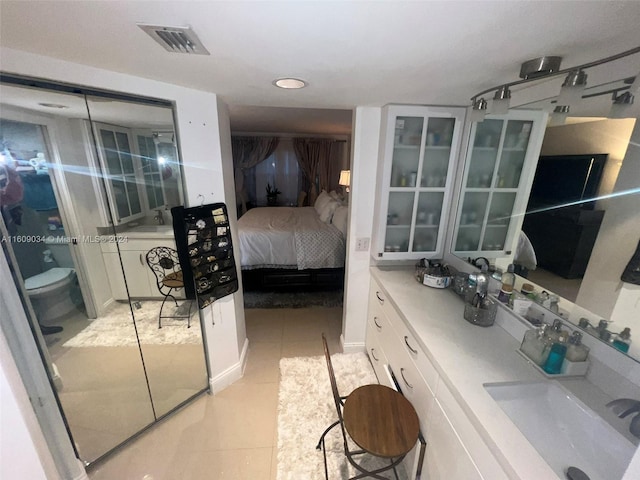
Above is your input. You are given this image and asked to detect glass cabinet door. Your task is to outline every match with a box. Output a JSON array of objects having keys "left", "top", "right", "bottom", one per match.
[
  {"left": 453, "top": 112, "right": 543, "bottom": 257},
  {"left": 376, "top": 106, "right": 465, "bottom": 259}
]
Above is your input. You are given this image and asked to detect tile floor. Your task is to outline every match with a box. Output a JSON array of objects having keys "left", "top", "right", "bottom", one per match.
[{"left": 87, "top": 305, "right": 344, "bottom": 480}]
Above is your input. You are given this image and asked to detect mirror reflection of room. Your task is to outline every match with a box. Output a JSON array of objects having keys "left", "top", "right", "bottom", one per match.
[{"left": 1, "top": 83, "right": 208, "bottom": 464}]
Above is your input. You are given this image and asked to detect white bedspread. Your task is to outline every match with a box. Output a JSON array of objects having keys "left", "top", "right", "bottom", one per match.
[{"left": 237, "top": 207, "right": 345, "bottom": 270}]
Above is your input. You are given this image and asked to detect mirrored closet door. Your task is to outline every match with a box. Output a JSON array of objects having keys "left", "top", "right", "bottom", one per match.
[{"left": 0, "top": 79, "right": 208, "bottom": 465}]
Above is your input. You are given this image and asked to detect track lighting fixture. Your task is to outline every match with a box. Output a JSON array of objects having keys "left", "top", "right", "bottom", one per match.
[
  {"left": 549, "top": 105, "right": 570, "bottom": 126},
  {"left": 491, "top": 86, "right": 511, "bottom": 114},
  {"left": 557, "top": 70, "right": 588, "bottom": 108},
  {"left": 610, "top": 91, "right": 635, "bottom": 118},
  {"left": 469, "top": 47, "right": 640, "bottom": 120},
  {"left": 470, "top": 97, "right": 488, "bottom": 122}
]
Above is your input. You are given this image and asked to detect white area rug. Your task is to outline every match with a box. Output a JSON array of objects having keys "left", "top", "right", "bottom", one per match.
[
  {"left": 63, "top": 301, "right": 202, "bottom": 348},
  {"left": 277, "top": 353, "right": 407, "bottom": 480}
]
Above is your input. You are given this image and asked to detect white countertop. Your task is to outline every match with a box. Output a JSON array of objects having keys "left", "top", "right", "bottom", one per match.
[{"left": 370, "top": 266, "right": 565, "bottom": 480}]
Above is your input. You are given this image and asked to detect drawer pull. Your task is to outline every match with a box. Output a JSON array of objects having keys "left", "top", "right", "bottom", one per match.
[
  {"left": 373, "top": 317, "right": 382, "bottom": 330},
  {"left": 376, "top": 291, "right": 385, "bottom": 304},
  {"left": 139, "top": 253, "right": 144, "bottom": 265},
  {"left": 370, "top": 348, "right": 379, "bottom": 362},
  {"left": 404, "top": 336, "right": 418, "bottom": 354},
  {"left": 400, "top": 368, "right": 414, "bottom": 389}
]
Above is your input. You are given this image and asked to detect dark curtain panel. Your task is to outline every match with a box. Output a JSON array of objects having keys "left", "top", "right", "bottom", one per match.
[{"left": 231, "top": 136, "right": 279, "bottom": 214}]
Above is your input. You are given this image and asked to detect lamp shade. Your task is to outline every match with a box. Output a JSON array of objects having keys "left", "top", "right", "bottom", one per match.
[
  {"left": 339, "top": 170, "right": 351, "bottom": 187},
  {"left": 557, "top": 70, "right": 587, "bottom": 107}
]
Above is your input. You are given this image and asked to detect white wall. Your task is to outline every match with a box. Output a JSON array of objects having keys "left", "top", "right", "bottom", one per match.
[
  {"left": 342, "top": 107, "right": 381, "bottom": 351},
  {"left": 1, "top": 46, "right": 246, "bottom": 476},
  {"left": 0, "top": 325, "right": 50, "bottom": 480}
]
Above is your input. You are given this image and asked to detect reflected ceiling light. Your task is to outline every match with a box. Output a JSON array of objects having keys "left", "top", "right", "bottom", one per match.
[
  {"left": 469, "top": 97, "right": 488, "bottom": 122},
  {"left": 273, "top": 78, "right": 308, "bottom": 89},
  {"left": 549, "top": 105, "right": 570, "bottom": 126},
  {"left": 610, "top": 91, "right": 635, "bottom": 119},
  {"left": 491, "top": 86, "right": 511, "bottom": 114}
]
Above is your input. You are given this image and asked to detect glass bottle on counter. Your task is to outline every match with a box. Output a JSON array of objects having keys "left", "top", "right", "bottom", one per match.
[
  {"left": 612, "top": 328, "right": 632, "bottom": 353},
  {"left": 520, "top": 324, "right": 551, "bottom": 366},
  {"left": 501, "top": 263, "right": 516, "bottom": 289},
  {"left": 543, "top": 334, "right": 568, "bottom": 374},
  {"left": 497, "top": 284, "right": 513, "bottom": 304},
  {"left": 565, "top": 331, "right": 590, "bottom": 362}
]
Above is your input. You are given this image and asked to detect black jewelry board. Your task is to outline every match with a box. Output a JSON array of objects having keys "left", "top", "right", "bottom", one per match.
[{"left": 172, "top": 203, "right": 239, "bottom": 309}]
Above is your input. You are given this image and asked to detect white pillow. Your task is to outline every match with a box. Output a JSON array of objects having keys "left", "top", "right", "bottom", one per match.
[
  {"left": 314, "top": 190, "right": 332, "bottom": 216},
  {"left": 318, "top": 198, "right": 340, "bottom": 223},
  {"left": 329, "top": 190, "right": 343, "bottom": 204},
  {"left": 332, "top": 205, "right": 348, "bottom": 236}
]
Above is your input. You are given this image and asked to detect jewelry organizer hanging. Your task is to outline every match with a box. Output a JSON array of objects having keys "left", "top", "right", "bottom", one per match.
[{"left": 172, "top": 203, "right": 239, "bottom": 309}]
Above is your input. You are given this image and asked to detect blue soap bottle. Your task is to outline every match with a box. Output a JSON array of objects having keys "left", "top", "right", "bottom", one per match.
[
  {"left": 543, "top": 334, "right": 568, "bottom": 375},
  {"left": 612, "top": 328, "right": 632, "bottom": 353}
]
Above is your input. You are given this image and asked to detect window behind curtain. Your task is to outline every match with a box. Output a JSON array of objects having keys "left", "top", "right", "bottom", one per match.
[{"left": 246, "top": 138, "right": 301, "bottom": 206}]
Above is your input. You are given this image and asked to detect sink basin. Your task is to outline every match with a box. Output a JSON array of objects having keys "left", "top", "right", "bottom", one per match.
[{"left": 484, "top": 381, "right": 635, "bottom": 480}]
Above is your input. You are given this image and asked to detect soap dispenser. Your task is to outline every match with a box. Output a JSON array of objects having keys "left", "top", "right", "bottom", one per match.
[
  {"left": 565, "top": 331, "right": 590, "bottom": 362},
  {"left": 520, "top": 324, "right": 550, "bottom": 366},
  {"left": 612, "top": 328, "right": 632, "bottom": 353},
  {"left": 543, "top": 333, "right": 568, "bottom": 375}
]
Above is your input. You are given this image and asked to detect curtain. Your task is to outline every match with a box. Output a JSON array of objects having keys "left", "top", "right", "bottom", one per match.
[
  {"left": 232, "top": 136, "right": 279, "bottom": 214},
  {"left": 293, "top": 138, "right": 336, "bottom": 206}
]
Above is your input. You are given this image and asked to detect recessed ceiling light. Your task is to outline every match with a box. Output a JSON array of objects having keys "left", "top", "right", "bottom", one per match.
[
  {"left": 273, "top": 78, "right": 307, "bottom": 89},
  {"left": 38, "top": 103, "right": 69, "bottom": 109}
]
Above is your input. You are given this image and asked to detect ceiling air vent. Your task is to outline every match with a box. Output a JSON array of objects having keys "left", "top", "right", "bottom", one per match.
[{"left": 138, "top": 24, "right": 210, "bottom": 55}]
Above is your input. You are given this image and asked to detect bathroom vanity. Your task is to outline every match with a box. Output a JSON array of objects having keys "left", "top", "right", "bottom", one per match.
[
  {"left": 101, "top": 225, "right": 180, "bottom": 300},
  {"left": 366, "top": 266, "right": 637, "bottom": 480}
]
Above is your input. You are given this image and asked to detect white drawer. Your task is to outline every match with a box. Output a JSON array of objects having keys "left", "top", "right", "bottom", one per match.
[
  {"left": 436, "top": 381, "right": 509, "bottom": 480},
  {"left": 382, "top": 300, "right": 439, "bottom": 396},
  {"left": 365, "top": 319, "right": 392, "bottom": 388}
]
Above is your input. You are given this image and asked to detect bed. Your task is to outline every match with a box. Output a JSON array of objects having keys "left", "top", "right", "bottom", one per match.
[{"left": 237, "top": 198, "right": 347, "bottom": 290}]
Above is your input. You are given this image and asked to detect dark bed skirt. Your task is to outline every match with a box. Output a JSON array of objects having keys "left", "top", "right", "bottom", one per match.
[{"left": 241, "top": 267, "right": 345, "bottom": 292}]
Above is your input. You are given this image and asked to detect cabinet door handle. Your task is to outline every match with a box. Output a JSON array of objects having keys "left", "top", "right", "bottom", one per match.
[
  {"left": 376, "top": 291, "right": 385, "bottom": 304},
  {"left": 400, "top": 368, "right": 414, "bottom": 389},
  {"left": 374, "top": 317, "right": 382, "bottom": 330},
  {"left": 139, "top": 253, "right": 144, "bottom": 265},
  {"left": 404, "top": 336, "right": 418, "bottom": 355},
  {"left": 370, "top": 348, "right": 379, "bottom": 362}
]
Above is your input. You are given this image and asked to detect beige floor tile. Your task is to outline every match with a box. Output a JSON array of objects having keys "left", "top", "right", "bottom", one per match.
[
  {"left": 175, "top": 382, "right": 279, "bottom": 452},
  {"left": 237, "top": 341, "right": 282, "bottom": 384},
  {"left": 85, "top": 304, "right": 344, "bottom": 479},
  {"left": 245, "top": 309, "right": 285, "bottom": 342},
  {"left": 179, "top": 447, "right": 273, "bottom": 480}
]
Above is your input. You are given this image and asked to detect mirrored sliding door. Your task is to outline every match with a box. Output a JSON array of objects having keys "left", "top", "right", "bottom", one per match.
[{"left": 0, "top": 78, "right": 208, "bottom": 465}]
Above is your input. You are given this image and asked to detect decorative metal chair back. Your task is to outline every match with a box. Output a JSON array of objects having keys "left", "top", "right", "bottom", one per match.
[
  {"left": 321, "top": 334, "right": 349, "bottom": 444},
  {"left": 146, "top": 246, "right": 183, "bottom": 296}
]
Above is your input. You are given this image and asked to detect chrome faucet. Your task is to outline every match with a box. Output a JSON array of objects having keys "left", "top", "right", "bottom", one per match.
[
  {"left": 154, "top": 209, "right": 165, "bottom": 225},
  {"left": 606, "top": 398, "right": 640, "bottom": 438}
]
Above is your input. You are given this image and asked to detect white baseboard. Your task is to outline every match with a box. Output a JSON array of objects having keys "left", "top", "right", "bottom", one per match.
[
  {"left": 208, "top": 337, "right": 249, "bottom": 394},
  {"left": 340, "top": 334, "right": 365, "bottom": 354}
]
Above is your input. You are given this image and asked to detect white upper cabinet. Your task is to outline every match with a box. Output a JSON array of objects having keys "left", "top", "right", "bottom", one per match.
[
  {"left": 452, "top": 110, "right": 547, "bottom": 258},
  {"left": 94, "top": 123, "right": 145, "bottom": 224},
  {"left": 372, "top": 105, "right": 466, "bottom": 260}
]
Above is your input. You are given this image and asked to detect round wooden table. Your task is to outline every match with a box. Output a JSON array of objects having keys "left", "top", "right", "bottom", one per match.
[{"left": 343, "top": 383, "right": 420, "bottom": 458}]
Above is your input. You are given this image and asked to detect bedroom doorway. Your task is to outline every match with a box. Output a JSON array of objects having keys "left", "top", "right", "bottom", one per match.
[{"left": 228, "top": 105, "right": 352, "bottom": 354}]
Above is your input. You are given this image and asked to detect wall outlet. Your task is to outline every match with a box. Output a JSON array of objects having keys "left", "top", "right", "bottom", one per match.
[{"left": 356, "top": 237, "right": 370, "bottom": 252}]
